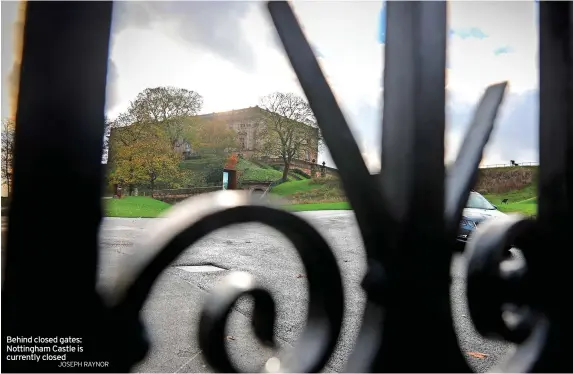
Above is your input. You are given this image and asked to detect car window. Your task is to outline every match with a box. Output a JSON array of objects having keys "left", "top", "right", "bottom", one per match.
[{"left": 466, "top": 192, "right": 496, "bottom": 210}]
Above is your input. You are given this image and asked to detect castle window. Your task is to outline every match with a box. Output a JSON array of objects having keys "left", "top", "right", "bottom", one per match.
[{"left": 239, "top": 136, "right": 246, "bottom": 149}]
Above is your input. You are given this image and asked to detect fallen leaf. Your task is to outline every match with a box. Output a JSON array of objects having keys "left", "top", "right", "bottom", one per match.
[
  {"left": 296, "top": 274, "right": 306, "bottom": 278},
  {"left": 467, "top": 352, "right": 488, "bottom": 359},
  {"left": 226, "top": 335, "right": 235, "bottom": 341}
]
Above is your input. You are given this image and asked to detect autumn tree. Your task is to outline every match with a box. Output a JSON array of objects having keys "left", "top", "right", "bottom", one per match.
[
  {"left": 107, "top": 112, "right": 153, "bottom": 195},
  {"left": 107, "top": 140, "right": 141, "bottom": 194},
  {"left": 130, "top": 131, "right": 183, "bottom": 197},
  {"left": 258, "top": 92, "right": 321, "bottom": 181},
  {"left": 107, "top": 86, "right": 203, "bottom": 195},
  {"left": 108, "top": 125, "right": 183, "bottom": 197},
  {"left": 1, "top": 119, "right": 15, "bottom": 197},
  {"left": 190, "top": 117, "right": 237, "bottom": 156},
  {"left": 129, "top": 86, "right": 203, "bottom": 148}
]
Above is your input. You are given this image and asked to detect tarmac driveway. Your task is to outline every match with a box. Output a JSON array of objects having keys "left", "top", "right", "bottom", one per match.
[{"left": 98, "top": 212, "right": 515, "bottom": 373}]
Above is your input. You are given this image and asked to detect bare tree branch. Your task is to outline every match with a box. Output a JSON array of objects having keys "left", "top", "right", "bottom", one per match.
[
  {"left": 258, "top": 92, "right": 320, "bottom": 181},
  {"left": 1, "top": 119, "right": 16, "bottom": 197}
]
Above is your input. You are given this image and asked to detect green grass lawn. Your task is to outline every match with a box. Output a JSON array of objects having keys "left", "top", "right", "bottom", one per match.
[
  {"left": 483, "top": 184, "right": 537, "bottom": 205},
  {"left": 105, "top": 196, "right": 172, "bottom": 218},
  {"left": 496, "top": 202, "right": 537, "bottom": 216},
  {"left": 483, "top": 184, "right": 537, "bottom": 216},
  {"left": 102, "top": 191, "right": 537, "bottom": 216},
  {"left": 180, "top": 155, "right": 226, "bottom": 171},
  {"left": 270, "top": 178, "right": 345, "bottom": 205},
  {"left": 271, "top": 179, "right": 317, "bottom": 195},
  {"left": 275, "top": 179, "right": 540, "bottom": 215},
  {"left": 103, "top": 174, "right": 538, "bottom": 215},
  {"left": 237, "top": 159, "right": 288, "bottom": 182},
  {"left": 180, "top": 155, "right": 305, "bottom": 184}
]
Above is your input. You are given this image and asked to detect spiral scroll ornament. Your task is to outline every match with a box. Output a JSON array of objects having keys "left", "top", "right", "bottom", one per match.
[{"left": 111, "top": 192, "right": 344, "bottom": 373}]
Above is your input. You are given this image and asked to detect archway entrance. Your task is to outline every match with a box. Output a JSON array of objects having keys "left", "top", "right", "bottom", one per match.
[{"left": 222, "top": 169, "right": 237, "bottom": 190}]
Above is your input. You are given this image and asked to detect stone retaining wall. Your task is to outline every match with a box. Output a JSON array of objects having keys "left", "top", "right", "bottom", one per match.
[{"left": 153, "top": 186, "right": 222, "bottom": 204}]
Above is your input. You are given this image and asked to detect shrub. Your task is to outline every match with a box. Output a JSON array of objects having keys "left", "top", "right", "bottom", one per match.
[{"left": 310, "top": 175, "right": 342, "bottom": 189}]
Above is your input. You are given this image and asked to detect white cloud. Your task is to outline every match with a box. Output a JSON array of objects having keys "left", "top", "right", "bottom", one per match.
[
  {"left": 1, "top": 1, "right": 539, "bottom": 169},
  {"left": 445, "top": 1, "right": 538, "bottom": 166}
]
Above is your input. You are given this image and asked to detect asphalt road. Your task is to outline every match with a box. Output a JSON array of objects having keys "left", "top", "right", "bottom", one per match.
[{"left": 97, "top": 211, "right": 518, "bottom": 373}]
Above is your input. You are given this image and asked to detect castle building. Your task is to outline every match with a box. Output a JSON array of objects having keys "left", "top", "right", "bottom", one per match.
[
  {"left": 179, "top": 106, "right": 319, "bottom": 163},
  {"left": 109, "top": 106, "right": 319, "bottom": 166}
]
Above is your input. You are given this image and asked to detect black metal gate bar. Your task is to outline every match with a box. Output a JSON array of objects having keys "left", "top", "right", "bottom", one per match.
[
  {"left": 369, "top": 2, "right": 469, "bottom": 372},
  {"left": 463, "top": 2, "right": 572, "bottom": 372},
  {"left": 2, "top": 2, "right": 113, "bottom": 372},
  {"left": 266, "top": 1, "right": 390, "bottom": 261},
  {"left": 531, "top": 1, "right": 573, "bottom": 371}
]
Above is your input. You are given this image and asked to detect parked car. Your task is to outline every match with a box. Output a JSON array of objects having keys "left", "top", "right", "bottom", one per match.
[{"left": 457, "top": 191, "right": 511, "bottom": 255}]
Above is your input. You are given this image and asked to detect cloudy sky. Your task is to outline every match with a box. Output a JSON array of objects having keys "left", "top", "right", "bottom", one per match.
[{"left": 1, "top": 1, "right": 539, "bottom": 171}]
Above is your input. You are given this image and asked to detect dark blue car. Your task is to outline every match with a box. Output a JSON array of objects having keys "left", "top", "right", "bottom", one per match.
[{"left": 456, "top": 191, "right": 511, "bottom": 254}]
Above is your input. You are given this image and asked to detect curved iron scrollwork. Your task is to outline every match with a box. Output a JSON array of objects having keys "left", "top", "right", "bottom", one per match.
[
  {"left": 111, "top": 193, "right": 344, "bottom": 373},
  {"left": 105, "top": 1, "right": 573, "bottom": 373}
]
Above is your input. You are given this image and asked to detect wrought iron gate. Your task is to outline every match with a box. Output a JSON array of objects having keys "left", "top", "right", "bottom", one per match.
[{"left": 2, "top": 1, "right": 571, "bottom": 372}]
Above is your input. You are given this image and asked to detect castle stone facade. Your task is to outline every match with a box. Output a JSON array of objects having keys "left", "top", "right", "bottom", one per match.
[
  {"left": 110, "top": 106, "right": 319, "bottom": 166},
  {"left": 187, "top": 106, "right": 319, "bottom": 162}
]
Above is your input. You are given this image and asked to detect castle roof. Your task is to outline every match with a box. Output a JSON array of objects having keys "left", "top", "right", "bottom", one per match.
[{"left": 195, "top": 106, "right": 266, "bottom": 122}]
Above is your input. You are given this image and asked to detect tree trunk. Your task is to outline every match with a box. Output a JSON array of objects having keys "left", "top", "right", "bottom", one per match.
[
  {"left": 128, "top": 160, "right": 135, "bottom": 196},
  {"left": 150, "top": 179, "right": 155, "bottom": 198},
  {"left": 282, "top": 162, "right": 290, "bottom": 182}
]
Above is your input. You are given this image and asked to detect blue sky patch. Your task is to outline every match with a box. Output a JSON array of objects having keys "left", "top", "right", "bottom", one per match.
[
  {"left": 379, "top": 3, "right": 489, "bottom": 45},
  {"left": 449, "top": 27, "right": 488, "bottom": 40},
  {"left": 379, "top": 2, "right": 386, "bottom": 44},
  {"left": 493, "top": 45, "right": 513, "bottom": 56}
]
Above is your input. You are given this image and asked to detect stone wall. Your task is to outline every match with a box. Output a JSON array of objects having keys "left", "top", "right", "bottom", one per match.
[
  {"left": 256, "top": 157, "right": 339, "bottom": 178},
  {"left": 240, "top": 180, "right": 273, "bottom": 193},
  {"left": 153, "top": 186, "right": 222, "bottom": 204}
]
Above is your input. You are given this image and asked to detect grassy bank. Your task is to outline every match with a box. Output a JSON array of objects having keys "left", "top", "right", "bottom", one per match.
[
  {"left": 105, "top": 196, "right": 172, "bottom": 218},
  {"left": 104, "top": 166, "right": 540, "bottom": 216},
  {"left": 236, "top": 158, "right": 291, "bottom": 182},
  {"left": 180, "top": 156, "right": 302, "bottom": 185},
  {"left": 483, "top": 184, "right": 537, "bottom": 216},
  {"left": 271, "top": 177, "right": 345, "bottom": 205},
  {"left": 272, "top": 170, "right": 540, "bottom": 214}
]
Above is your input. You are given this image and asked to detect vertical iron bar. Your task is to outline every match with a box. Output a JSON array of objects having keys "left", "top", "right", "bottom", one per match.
[
  {"left": 531, "top": 1, "right": 573, "bottom": 371},
  {"left": 537, "top": 0, "right": 572, "bottom": 241},
  {"left": 371, "top": 1, "right": 469, "bottom": 371},
  {"left": 380, "top": 1, "right": 446, "bottom": 225},
  {"left": 1, "top": 2, "right": 113, "bottom": 372},
  {"left": 267, "top": 1, "right": 390, "bottom": 260}
]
